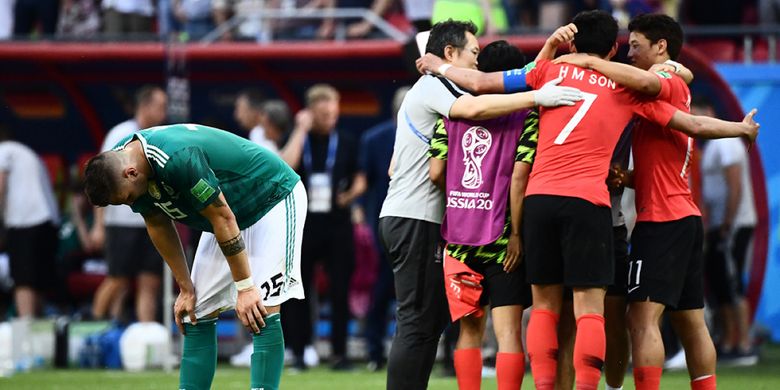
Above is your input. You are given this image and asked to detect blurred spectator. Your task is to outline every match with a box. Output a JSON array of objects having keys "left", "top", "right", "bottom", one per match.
[
  {"left": 13, "top": 0, "right": 59, "bottom": 37},
  {"left": 759, "top": 0, "right": 780, "bottom": 25},
  {"left": 503, "top": 0, "right": 537, "bottom": 27},
  {"left": 89, "top": 86, "right": 167, "bottom": 323},
  {"left": 234, "top": 89, "right": 277, "bottom": 151},
  {"left": 212, "top": 0, "right": 264, "bottom": 41},
  {"left": 0, "top": 125, "right": 60, "bottom": 318},
  {"left": 401, "top": 0, "right": 432, "bottom": 31},
  {"left": 272, "top": 0, "right": 337, "bottom": 40},
  {"left": 0, "top": 0, "right": 14, "bottom": 38},
  {"left": 431, "top": 0, "right": 508, "bottom": 36},
  {"left": 282, "top": 84, "right": 367, "bottom": 370},
  {"left": 359, "top": 85, "right": 408, "bottom": 371},
  {"left": 609, "top": 0, "right": 666, "bottom": 28},
  {"left": 101, "top": 0, "right": 154, "bottom": 37},
  {"left": 57, "top": 0, "right": 101, "bottom": 38},
  {"left": 695, "top": 97, "right": 759, "bottom": 366},
  {"left": 538, "top": 0, "right": 569, "bottom": 28},
  {"left": 171, "top": 0, "right": 213, "bottom": 40},
  {"left": 233, "top": 89, "right": 308, "bottom": 167},
  {"left": 345, "top": 0, "right": 392, "bottom": 39},
  {"left": 259, "top": 100, "right": 293, "bottom": 144}
]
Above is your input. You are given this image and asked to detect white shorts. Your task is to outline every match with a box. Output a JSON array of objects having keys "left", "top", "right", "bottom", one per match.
[{"left": 187, "top": 181, "right": 307, "bottom": 321}]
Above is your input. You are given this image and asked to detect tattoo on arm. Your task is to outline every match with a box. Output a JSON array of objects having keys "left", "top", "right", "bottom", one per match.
[
  {"left": 219, "top": 233, "right": 245, "bottom": 256},
  {"left": 211, "top": 197, "right": 226, "bottom": 207}
]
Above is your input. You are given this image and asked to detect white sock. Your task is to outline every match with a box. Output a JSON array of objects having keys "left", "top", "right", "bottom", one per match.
[{"left": 605, "top": 385, "right": 623, "bottom": 390}]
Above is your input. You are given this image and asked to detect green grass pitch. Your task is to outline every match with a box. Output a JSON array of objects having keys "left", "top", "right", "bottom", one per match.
[{"left": 4, "top": 344, "right": 779, "bottom": 389}]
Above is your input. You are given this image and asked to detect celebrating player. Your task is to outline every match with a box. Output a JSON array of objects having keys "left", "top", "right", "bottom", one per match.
[
  {"left": 428, "top": 40, "right": 535, "bottom": 390},
  {"left": 418, "top": 10, "right": 758, "bottom": 390},
  {"left": 378, "top": 19, "right": 583, "bottom": 390},
  {"left": 554, "top": 13, "right": 738, "bottom": 389}
]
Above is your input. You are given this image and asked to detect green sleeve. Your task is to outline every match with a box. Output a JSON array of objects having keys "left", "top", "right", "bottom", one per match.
[
  {"left": 427, "top": 117, "right": 449, "bottom": 161},
  {"left": 166, "top": 148, "right": 222, "bottom": 211},
  {"left": 515, "top": 110, "right": 539, "bottom": 165}
]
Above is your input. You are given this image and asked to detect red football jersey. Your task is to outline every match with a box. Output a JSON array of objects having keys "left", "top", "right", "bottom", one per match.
[
  {"left": 633, "top": 73, "right": 701, "bottom": 222},
  {"left": 524, "top": 59, "right": 678, "bottom": 207}
]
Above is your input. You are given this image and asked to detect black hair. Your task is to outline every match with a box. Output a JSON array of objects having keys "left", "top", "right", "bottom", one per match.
[
  {"left": 83, "top": 153, "right": 119, "bottom": 207},
  {"left": 135, "top": 85, "right": 164, "bottom": 110},
  {"left": 572, "top": 10, "right": 618, "bottom": 57},
  {"left": 477, "top": 40, "right": 527, "bottom": 72},
  {"left": 628, "top": 13, "right": 684, "bottom": 60},
  {"left": 237, "top": 88, "right": 266, "bottom": 112},
  {"left": 426, "top": 19, "right": 478, "bottom": 58},
  {"left": 261, "top": 100, "right": 291, "bottom": 132}
]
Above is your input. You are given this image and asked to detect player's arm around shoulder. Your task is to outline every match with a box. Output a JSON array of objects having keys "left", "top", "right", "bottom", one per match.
[
  {"left": 416, "top": 54, "right": 505, "bottom": 94},
  {"left": 449, "top": 77, "right": 582, "bottom": 120},
  {"left": 554, "top": 53, "right": 662, "bottom": 96}
]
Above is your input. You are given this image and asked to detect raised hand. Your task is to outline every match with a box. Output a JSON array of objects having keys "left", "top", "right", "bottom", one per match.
[
  {"left": 548, "top": 23, "right": 578, "bottom": 46},
  {"left": 742, "top": 108, "right": 760, "bottom": 146}
]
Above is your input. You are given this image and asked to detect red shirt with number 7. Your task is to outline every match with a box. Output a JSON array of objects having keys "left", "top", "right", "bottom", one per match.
[{"left": 523, "top": 59, "right": 678, "bottom": 207}]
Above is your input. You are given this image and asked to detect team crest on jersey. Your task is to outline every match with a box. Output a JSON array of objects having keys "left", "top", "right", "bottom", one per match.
[
  {"left": 148, "top": 182, "right": 161, "bottom": 199},
  {"left": 162, "top": 183, "right": 175, "bottom": 196}
]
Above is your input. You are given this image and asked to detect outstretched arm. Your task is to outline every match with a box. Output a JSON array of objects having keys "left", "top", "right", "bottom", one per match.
[{"left": 670, "top": 108, "right": 760, "bottom": 144}]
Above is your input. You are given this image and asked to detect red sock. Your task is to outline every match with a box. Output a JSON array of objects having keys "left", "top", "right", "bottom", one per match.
[
  {"left": 527, "top": 309, "right": 559, "bottom": 390},
  {"left": 634, "top": 366, "right": 663, "bottom": 390},
  {"left": 691, "top": 375, "right": 717, "bottom": 390},
  {"left": 454, "top": 348, "right": 482, "bottom": 390},
  {"left": 496, "top": 352, "right": 524, "bottom": 390},
  {"left": 574, "top": 314, "right": 605, "bottom": 390}
]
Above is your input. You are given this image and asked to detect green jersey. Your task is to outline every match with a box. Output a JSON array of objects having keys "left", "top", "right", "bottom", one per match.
[{"left": 114, "top": 124, "right": 300, "bottom": 232}]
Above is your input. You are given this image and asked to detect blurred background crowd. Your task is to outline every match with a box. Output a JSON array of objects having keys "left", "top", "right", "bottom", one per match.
[
  {"left": 0, "top": 0, "right": 778, "bottom": 377},
  {"left": 1, "top": 0, "right": 777, "bottom": 42}
]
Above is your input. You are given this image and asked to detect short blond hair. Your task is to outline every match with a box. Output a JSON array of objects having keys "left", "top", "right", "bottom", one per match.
[{"left": 305, "top": 84, "right": 340, "bottom": 107}]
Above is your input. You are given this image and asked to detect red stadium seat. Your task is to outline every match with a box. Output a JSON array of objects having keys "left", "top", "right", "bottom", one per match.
[
  {"left": 688, "top": 39, "right": 738, "bottom": 63},
  {"left": 738, "top": 38, "right": 779, "bottom": 62}
]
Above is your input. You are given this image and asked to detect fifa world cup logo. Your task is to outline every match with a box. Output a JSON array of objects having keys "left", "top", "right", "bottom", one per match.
[{"left": 461, "top": 126, "right": 492, "bottom": 189}]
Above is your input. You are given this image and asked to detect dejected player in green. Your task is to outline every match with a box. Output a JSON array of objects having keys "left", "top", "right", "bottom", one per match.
[{"left": 84, "top": 123, "right": 307, "bottom": 390}]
